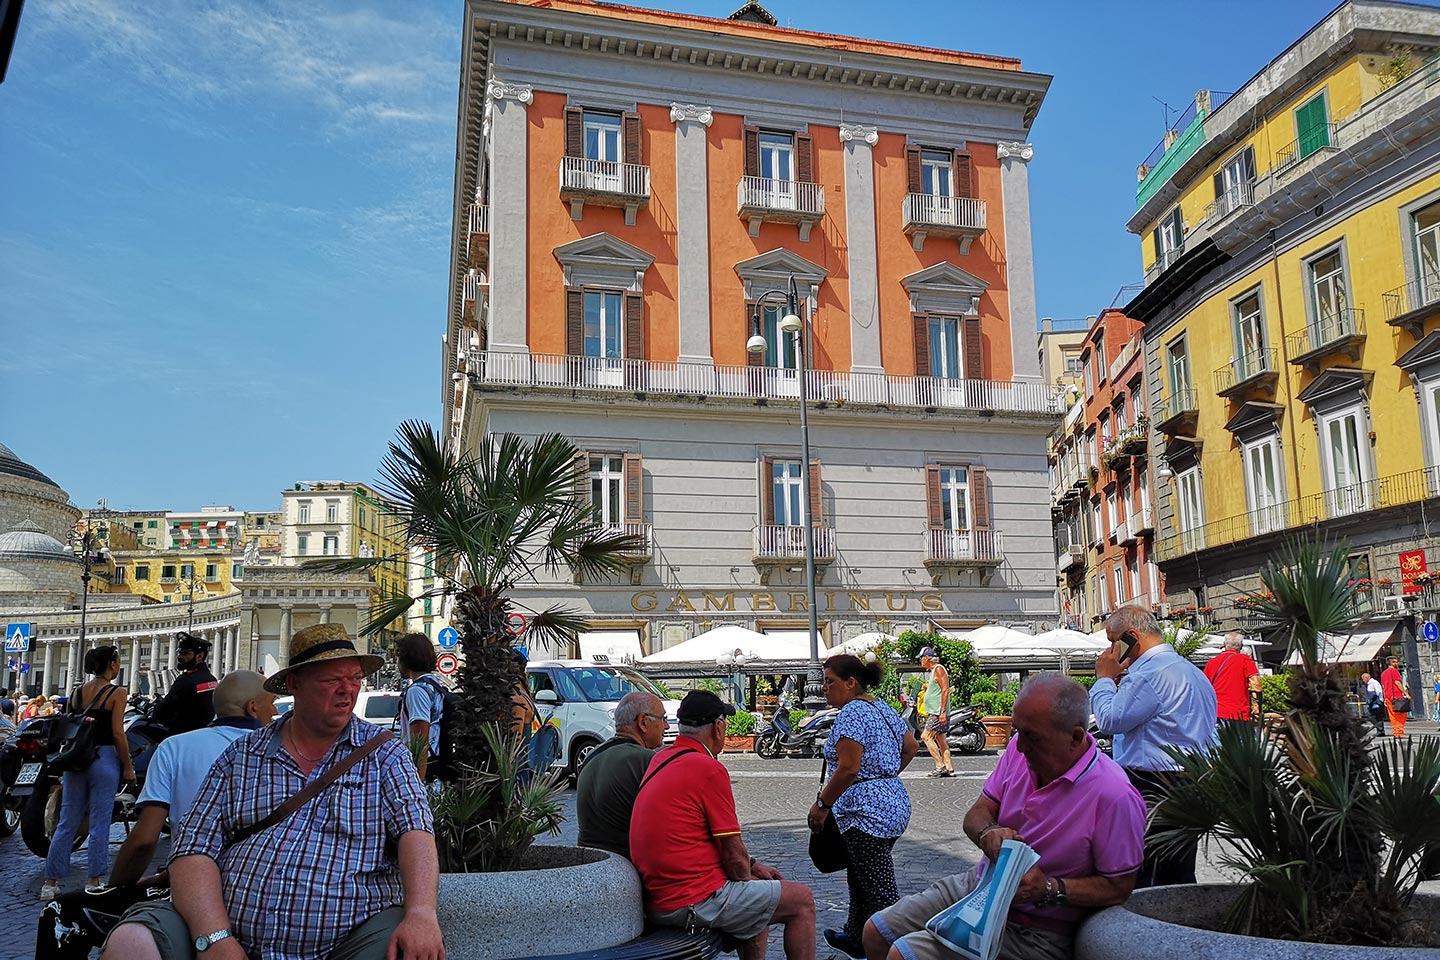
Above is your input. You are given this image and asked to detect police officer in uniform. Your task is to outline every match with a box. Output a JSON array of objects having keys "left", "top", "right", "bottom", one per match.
[{"left": 151, "top": 632, "right": 216, "bottom": 734}]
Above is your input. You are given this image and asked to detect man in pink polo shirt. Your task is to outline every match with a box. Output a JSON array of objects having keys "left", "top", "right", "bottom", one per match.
[{"left": 863, "top": 675, "right": 1145, "bottom": 960}]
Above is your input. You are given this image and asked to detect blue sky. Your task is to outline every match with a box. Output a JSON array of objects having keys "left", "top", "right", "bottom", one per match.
[{"left": 1, "top": 0, "right": 1376, "bottom": 511}]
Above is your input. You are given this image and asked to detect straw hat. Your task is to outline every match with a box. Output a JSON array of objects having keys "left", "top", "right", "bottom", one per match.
[{"left": 264, "top": 623, "right": 385, "bottom": 695}]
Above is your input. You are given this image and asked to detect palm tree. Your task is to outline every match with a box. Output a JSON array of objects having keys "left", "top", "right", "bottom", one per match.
[{"left": 1151, "top": 534, "right": 1440, "bottom": 946}]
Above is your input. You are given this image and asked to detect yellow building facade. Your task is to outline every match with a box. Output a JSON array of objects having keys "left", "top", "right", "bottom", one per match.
[
  {"left": 1124, "top": 0, "right": 1440, "bottom": 627},
  {"left": 109, "top": 549, "right": 240, "bottom": 605}
]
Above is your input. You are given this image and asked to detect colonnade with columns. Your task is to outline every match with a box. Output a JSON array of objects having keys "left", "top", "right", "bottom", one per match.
[{"left": 16, "top": 623, "right": 247, "bottom": 696}]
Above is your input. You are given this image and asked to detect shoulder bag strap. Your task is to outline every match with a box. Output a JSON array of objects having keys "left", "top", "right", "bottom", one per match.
[
  {"left": 230, "top": 731, "right": 394, "bottom": 848},
  {"left": 637, "top": 747, "right": 696, "bottom": 792}
]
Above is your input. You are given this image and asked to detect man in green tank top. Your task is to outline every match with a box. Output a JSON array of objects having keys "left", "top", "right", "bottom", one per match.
[{"left": 918, "top": 647, "right": 953, "bottom": 778}]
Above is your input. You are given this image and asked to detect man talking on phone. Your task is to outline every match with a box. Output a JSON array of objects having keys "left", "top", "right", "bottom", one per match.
[{"left": 1090, "top": 606, "right": 1216, "bottom": 888}]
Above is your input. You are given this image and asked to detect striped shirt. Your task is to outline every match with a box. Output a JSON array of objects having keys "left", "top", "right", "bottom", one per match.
[{"left": 171, "top": 715, "right": 432, "bottom": 960}]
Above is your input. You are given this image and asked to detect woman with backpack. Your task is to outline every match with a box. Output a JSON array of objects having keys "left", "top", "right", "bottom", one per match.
[{"left": 40, "top": 645, "right": 134, "bottom": 901}]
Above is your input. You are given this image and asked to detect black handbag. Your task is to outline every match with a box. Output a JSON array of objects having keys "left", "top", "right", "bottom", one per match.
[
  {"left": 48, "top": 686, "right": 115, "bottom": 774},
  {"left": 808, "top": 758, "right": 849, "bottom": 874},
  {"left": 1393, "top": 696, "right": 1413, "bottom": 714}
]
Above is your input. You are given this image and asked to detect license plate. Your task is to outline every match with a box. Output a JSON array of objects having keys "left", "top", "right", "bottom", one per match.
[{"left": 15, "top": 763, "right": 40, "bottom": 786}]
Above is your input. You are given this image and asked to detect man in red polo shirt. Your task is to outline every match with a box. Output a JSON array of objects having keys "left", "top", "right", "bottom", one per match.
[
  {"left": 1203, "top": 632, "right": 1261, "bottom": 721},
  {"left": 630, "top": 691, "right": 817, "bottom": 960}
]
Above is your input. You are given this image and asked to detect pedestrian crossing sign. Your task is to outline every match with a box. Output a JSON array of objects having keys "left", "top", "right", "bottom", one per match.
[{"left": 4, "top": 623, "right": 30, "bottom": 653}]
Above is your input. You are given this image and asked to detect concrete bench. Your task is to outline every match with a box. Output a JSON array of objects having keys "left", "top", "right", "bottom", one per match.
[{"left": 529, "top": 928, "right": 725, "bottom": 960}]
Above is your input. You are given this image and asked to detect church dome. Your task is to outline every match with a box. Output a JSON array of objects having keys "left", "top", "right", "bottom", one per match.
[
  {"left": 0, "top": 525, "right": 73, "bottom": 560},
  {"left": 0, "top": 443, "right": 61, "bottom": 490}
]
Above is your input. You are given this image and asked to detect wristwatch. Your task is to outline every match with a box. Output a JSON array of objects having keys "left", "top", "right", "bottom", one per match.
[
  {"left": 815, "top": 791, "right": 830, "bottom": 810},
  {"left": 194, "top": 929, "right": 232, "bottom": 952}
]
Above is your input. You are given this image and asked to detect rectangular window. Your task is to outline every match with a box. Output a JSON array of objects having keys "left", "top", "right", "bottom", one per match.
[
  {"left": 423, "top": 621, "right": 432, "bottom": 639},
  {"left": 161, "top": 564, "right": 177, "bottom": 581},
  {"left": 1129, "top": 556, "right": 1142, "bottom": 602},
  {"left": 1308, "top": 249, "right": 1349, "bottom": 341},
  {"left": 920, "top": 149, "right": 952, "bottom": 197},
  {"left": 180, "top": 564, "right": 193, "bottom": 580},
  {"left": 359, "top": 507, "right": 367, "bottom": 528},
  {"left": 298, "top": 501, "right": 311, "bottom": 524},
  {"left": 424, "top": 597, "right": 433, "bottom": 616},
  {"left": 323, "top": 535, "right": 339, "bottom": 556},
  {"left": 1175, "top": 467, "right": 1206, "bottom": 554},
  {"left": 584, "top": 110, "right": 622, "bottom": 163},
  {"left": 232, "top": 564, "right": 243, "bottom": 579},
  {"left": 583, "top": 290, "right": 624, "bottom": 360},
  {"left": 147, "top": 520, "right": 157, "bottom": 529},
  {"left": 928, "top": 316, "right": 962, "bottom": 379},
  {"left": 1244, "top": 436, "right": 1286, "bottom": 535},
  {"left": 297, "top": 534, "right": 308, "bottom": 556},
  {"left": 1106, "top": 491, "right": 1118, "bottom": 538},
  {"left": 113, "top": 567, "right": 127, "bottom": 585},
  {"left": 1414, "top": 200, "right": 1440, "bottom": 306},
  {"left": 771, "top": 459, "right": 804, "bottom": 526},
  {"left": 938, "top": 466, "right": 970, "bottom": 531},
  {"left": 1100, "top": 568, "right": 1112, "bottom": 610},
  {"left": 1320, "top": 405, "right": 1372, "bottom": 516},
  {"left": 589, "top": 454, "right": 624, "bottom": 527},
  {"left": 1114, "top": 396, "right": 1128, "bottom": 434},
  {"left": 1154, "top": 206, "right": 1184, "bottom": 269},
  {"left": 423, "top": 552, "right": 434, "bottom": 577},
  {"left": 1215, "top": 146, "right": 1256, "bottom": 214},
  {"left": 326, "top": 500, "right": 339, "bottom": 523},
  {"left": 1095, "top": 337, "right": 1107, "bottom": 380},
  {"left": 135, "top": 565, "right": 149, "bottom": 581},
  {"left": 1082, "top": 352, "right": 1094, "bottom": 396},
  {"left": 1294, "top": 92, "right": 1331, "bottom": 159},
  {"left": 1168, "top": 336, "right": 1192, "bottom": 399},
  {"left": 1064, "top": 353, "right": 1083, "bottom": 375},
  {"left": 205, "top": 563, "right": 218, "bottom": 581},
  {"left": 761, "top": 303, "right": 800, "bottom": 370},
  {"left": 758, "top": 131, "right": 795, "bottom": 182},
  {"left": 1232, "top": 290, "right": 1267, "bottom": 377}
]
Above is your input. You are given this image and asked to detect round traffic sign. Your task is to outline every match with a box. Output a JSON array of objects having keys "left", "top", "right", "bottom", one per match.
[
  {"left": 504, "top": 612, "right": 528, "bottom": 636},
  {"left": 1424, "top": 621, "right": 1439, "bottom": 644},
  {"left": 436, "top": 653, "right": 460, "bottom": 675},
  {"left": 437, "top": 626, "right": 459, "bottom": 649}
]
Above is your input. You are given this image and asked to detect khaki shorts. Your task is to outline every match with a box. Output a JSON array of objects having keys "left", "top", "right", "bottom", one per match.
[
  {"left": 103, "top": 901, "right": 405, "bottom": 960},
  {"left": 649, "top": 879, "right": 783, "bottom": 942},
  {"left": 870, "top": 872, "right": 1072, "bottom": 960}
]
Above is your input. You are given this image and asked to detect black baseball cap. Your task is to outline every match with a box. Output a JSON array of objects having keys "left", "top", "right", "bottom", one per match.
[
  {"left": 677, "top": 690, "right": 737, "bottom": 725},
  {"left": 176, "top": 632, "right": 212, "bottom": 652}
]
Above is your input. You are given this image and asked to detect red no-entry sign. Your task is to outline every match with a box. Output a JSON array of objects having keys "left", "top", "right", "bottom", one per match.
[
  {"left": 504, "top": 612, "right": 528, "bottom": 636},
  {"left": 436, "top": 653, "right": 460, "bottom": 675}
]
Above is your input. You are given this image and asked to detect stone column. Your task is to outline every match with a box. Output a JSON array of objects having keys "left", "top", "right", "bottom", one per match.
[
  {"left": 319, "top": 604, "right": 332, "bottom": 624},
  {"left": 148, "top": 633, "right": 160, "bottom": 686},
  {"left": 670, "top": 103, "right": 716, "bottom": 365},
  {"left": 42, "top": 640, "right": 54, "bottom": 695},
  {"left": 129, "top": 637, "right": 141, "bottom": 689},
  {"left": 485, "top": 79, "right": 533, "bottom": 354},
  {"left": 67, "top": 639, "right": 80, "bottom": 692},
  {"left": 840, "top": 122, "right": 884, "bottom": 375},
  {"left": 166, "top": 633, "right": 178, "bottom": 670},
  {"left": 997, "top": 141, "right": 1041, "bottom": 380},
  {"left": 278, "top": 605, "right": 294, "bottom": 668}
]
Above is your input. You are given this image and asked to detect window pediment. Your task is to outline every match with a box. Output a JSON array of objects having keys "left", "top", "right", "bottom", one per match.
[
  {"left": 734, "top": 248, "right": 828, "bottom": 300},
  {"left": 1295, "top": 366, "right": 1373, "bottom": 413},
  {"left": 901, "top": 261, "right": 989, "bottom": 316},
  {"left": 1398, "top": 330, "right": 1440, "bottom": 377},
  {"left": 1224, "top": 401, "right": 1285, "bottom": 441},
  {"left": 554, "top": 233, "right": 655, "bottom": 291}
]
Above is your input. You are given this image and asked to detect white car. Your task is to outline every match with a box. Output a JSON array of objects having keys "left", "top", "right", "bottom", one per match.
[
  {"left": 273, "top": 690, "right": 403, "bottom": 731},
  {"left": 526, "top": 660, "right": 680, "bottom": 775}
]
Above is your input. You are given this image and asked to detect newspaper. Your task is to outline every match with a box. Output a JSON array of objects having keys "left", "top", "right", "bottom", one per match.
[{"left": 925, "top": 839, "right": 1042, "bottom": 960}]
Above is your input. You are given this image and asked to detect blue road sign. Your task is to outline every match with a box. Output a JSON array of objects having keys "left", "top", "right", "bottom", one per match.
[
  {"left": 4, "top": 623, "right": 30, "bottom": 653},
  {"left": 437, "top": 627, "right": 459, "bottom": 649},
  {"left": 1424, "top": 621, "right": 1439, "bottom": 644},
  {"left": 19, "top": 663, "right": 29, "bottom": 674}
]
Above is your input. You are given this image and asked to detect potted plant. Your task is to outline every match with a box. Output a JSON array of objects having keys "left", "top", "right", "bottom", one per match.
[
  {"left": 1077, "top": 535, "right": 1440, "bottom": 958},
  {"left": 724, "top": 710, "right": 758, "bottom": 751},
  {"left": 324, "top": 421, "right": 648, "bottom": 959},
  {"left": 971, "top": 691, "right": 1016, "bottom": 748}
]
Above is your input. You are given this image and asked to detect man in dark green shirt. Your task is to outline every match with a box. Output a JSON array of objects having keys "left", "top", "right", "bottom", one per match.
[{"left": 576, "top": 691, "right": 667, "bottom": 858}]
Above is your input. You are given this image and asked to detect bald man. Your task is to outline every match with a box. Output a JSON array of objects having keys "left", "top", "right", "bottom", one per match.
[{"left": 576, "top": 691, "right": 666, "bottom": 858}]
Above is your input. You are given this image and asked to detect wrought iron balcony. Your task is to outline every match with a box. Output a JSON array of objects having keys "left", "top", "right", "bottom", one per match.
[
  {"left": 925, "top": 529, "right": 1003, "bottom": 568},
  {"left": 1383, "top": 275, "right": 1440, "bottom": 339},
  {"left": 1203, "top": 182, "right": 1254, "bottom": 227},
  {"left": 602, "top": 522, "right": 653, "bottom": 562},
  {"left": 467, "top": 203, "right": 490, "bottom": 269},
  {"left": 560, "top": 158, "right": 651, "bottom": 225},
  {"left": 1144, "top": 246, "right": 1184, "bottom": 286},
  {"left": 752, "top": 524, "right": 835, "bottom": 564},
  {"left": 1214, "top": 348, "right": 1279, "bottom": 398},
  {"left": 737, "top": 177, "right": 824, "bottom": 241},
  {"left": 1273, "top": 123, "right": 1339, "bottom": 178},
  {"left": 1154, "top": 386, "right": 1199, "bottom": 435},
  {"left": 1057, "top": 544, "right": 1086, "bottom": 575},
  {"left": 901, "top": 194, "right": 986, "bottom": 254},
  {"left": 1285, "top": 308, "right": 1366, "bottom": 369}
]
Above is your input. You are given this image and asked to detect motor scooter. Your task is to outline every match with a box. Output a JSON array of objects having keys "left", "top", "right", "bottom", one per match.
[
  {"left": 754, "top": 695, "right": 838, "bottom": 759},
  {"left": 896, "top": 691, "right": 989, "bottom": 755}
]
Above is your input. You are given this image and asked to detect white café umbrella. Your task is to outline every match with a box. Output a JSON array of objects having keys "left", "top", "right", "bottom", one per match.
[
  {"left": 950, "top": 624, "right": 1035, "bottom": 651},
  {"left": 639, "top": 624, "right": 830, "bottom": 667},
  {"left": 837, "top": 632, "right": 897, "bottom": 655}
]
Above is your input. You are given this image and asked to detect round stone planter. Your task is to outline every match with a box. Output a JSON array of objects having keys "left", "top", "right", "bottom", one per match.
[
  {"left": 981, "top": 716, "right": 1012, "bottom": 749},
  {"left": 437, "top": 846, "right": 644, "bottom": 960},
  {"left": 1077, "top": 885, "right": 1440, "bottom": 959},
  {"left": 724, "top": 735, "right": 755, "bottom": 752}
]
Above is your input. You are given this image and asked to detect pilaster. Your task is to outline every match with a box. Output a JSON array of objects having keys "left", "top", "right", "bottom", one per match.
[
  {"left": 671, "top": 103, "right": 715, "bottom": 364},
  {"left": 840, "top": 122, "right": 884, "bottom": 375},
  {"left": 487, "top": 79, "right": 534, "bottom": 354},
  {"left": 997, "top": 141, "right": 1041, "bottom": 380}
]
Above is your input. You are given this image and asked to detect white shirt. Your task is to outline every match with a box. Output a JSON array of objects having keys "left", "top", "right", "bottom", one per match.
[{"left": 137, "top": 720, "right": 258, "bottom": 825}]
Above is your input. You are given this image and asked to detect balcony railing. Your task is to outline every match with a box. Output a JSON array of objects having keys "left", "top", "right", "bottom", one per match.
[
  {"left": 1273, "top": 123, "right": 1340, "bottom": 177},
  {"left": 1144, "top": 246, "right": 1185, "bottom": 286},
  {"left": 753, "top": 524, "right": 835, "bottom": 564},
  {"left": 602, "top": 522, "right": 653, "bottom": 560},
  {"left": 1156, "top": 464, "right": 1440, "bottom": 562},
  {"left": 467, "top": 203, "right": 490, "bottom": 268},
  {"left": 902, "top": 194, "right": 986, "bottom": 253},
  {"left": 1214, "top": 347, "right": 1278, "bottom": 396},
  {"left": 737, "top": 177, "right": 824, "bottom": 240},
  {"left": 1203, "top": 181, "right": 1254, "bottom": 226},
  {"left": 1383, "top": 275, "right": 1440, "bottom": 337},
  {"left": 1118, "top": 517, "right": 1137, "bottom": 546},
  {"left": 1057, "top": 544, "right": 1086, "bottom": 575},
  {"left": 1155, "top": 386, "right": 1199, "bottom": 434},
  {"left": 560, "top": 158, "right": 651, "bottom": 224},
  {"left": 1285, "top": 308, "right": 1365, "bottom": 367},
  {"left": 1132, "top": 503, "right": 1155, "bottom": 535},
  {"left": 463, "top": 351, "right": 1062, "bottom": 417},
  {"left": 1103, "top": 421, "right": 1148, "bottom": 462},
  {"left": 926, "top": 528, "right": 1003, "bottom": 566}
]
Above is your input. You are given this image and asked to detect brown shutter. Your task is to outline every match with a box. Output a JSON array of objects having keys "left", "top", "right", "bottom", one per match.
[
  {"left": 746, "top": 298, "right": 765, "bottom": 366},
  {"left": 795, "top": 132, "right": 814, "bottom": 183},
  {"left": 963, "top": 316, "right": 983, "bottom": 379},
  {"left": 925, "top": 465, "right": 943, "bottom": 529},
  {"left": 564, "top": 106, "right": 584, "bottom": 159},
  {"left": 759, "top": 456, "right": 774, "bottom": 526},
  {"left": 743, "top": 125, "right": 760, "bottom": 177},
  {"left": 622, "top": 112, "right": 642, "bottom": 166},
  {"left": 905, "top": 145, "right": 922, "bottom": 194},
  {"left": 624, "top": 292, "right": 643, "bottom": 359},
  {"left": 953, "top": 153, "right": 973, "bottom": 199},
  {"left": 970, "top": 466, "right": 990, "bottom": 531},
  {"left": 808, "top": 459, "right": 823, "bottom": 526},
  {"left": 624, "top": 453, "right": 643, "bottom": 523},
  {"left": 573, "top": 451, "right": 591, "bottom": 507},
  {"left": 1213, "top": 171, "right": 1226, "bottom": 203},
  {"left": 566, "top": 290, "right": 585, "bottom": 356},
  {"left": 912, "top": 313, "right": 931, "bottom": 377}
]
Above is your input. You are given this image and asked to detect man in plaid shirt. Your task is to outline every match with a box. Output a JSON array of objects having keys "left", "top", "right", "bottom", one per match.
[{"left": 100, "top": 624, "right": 444, "bottom": 960}]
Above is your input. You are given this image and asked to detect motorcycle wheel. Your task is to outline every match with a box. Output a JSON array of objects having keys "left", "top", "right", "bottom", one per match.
[
  {"left": 21, "top": 786, "right": 52, "bottom": 857},
  {"left": 754, "top": 732, "right": 781, "bottom": 759},
  {"left": 952, "top": 721, "right": 987, "bottom": 755},
  {"left": 0, "top": 796, "right": 18, "bottom": 837}
]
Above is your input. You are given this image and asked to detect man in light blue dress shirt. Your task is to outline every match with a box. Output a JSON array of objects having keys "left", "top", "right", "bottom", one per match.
[{"left": 1090, "top": 606, "right": 1217, "bottom": 888}]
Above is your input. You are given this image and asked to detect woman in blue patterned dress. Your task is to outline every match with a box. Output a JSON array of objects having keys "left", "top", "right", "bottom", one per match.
[{"left": 807, "top": 653, "right": 920, "bottom": 958}]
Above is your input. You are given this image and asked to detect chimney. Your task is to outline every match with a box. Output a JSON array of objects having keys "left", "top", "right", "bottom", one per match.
[
  {"left": 1195, "top": 89, "right": 1212, "bottom": 116},
  {"left": 1041, "top": 317, "right": 1054, "bottom": 332}
]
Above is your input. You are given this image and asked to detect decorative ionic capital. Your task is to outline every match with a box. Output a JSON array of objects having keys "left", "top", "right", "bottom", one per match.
[
  {"left": 838, "top": 122, "right": 879, "bottom": 146},
  {"left": 669, "top": 102, "right": 714, "bottom": 127},
  {"left": 486, "top": 79, "right": 534, "bottom": 106},
  {"left": 996, "top": 141, "right": 1034, "bottom": 163}
]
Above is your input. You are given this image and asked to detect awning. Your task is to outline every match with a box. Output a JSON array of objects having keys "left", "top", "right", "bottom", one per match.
[
  {"left": 1285, "top": 620, "right": 1400, "bottom": 665},
  {"left": 579, "top": 630, "right": 643, "bottom": 664}
]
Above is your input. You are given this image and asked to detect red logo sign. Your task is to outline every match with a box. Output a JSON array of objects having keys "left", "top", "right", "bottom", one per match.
[{"left": 1401, "top": 549, "right": 1428, "bottom": 594}]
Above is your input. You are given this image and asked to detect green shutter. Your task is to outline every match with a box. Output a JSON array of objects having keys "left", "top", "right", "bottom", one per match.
[{"left": 1295, "top": 95, "right": 1330, "bottom": 159}]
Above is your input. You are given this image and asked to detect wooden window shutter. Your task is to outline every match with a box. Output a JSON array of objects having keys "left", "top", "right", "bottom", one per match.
[
  {"left": 565, "top": 290, "right": 585, "bottom": 356},
  {"left": 622, "top": 112, "right": 642, "bottom": 166},
  {"left": 624, "top": 292, "right": 644, "bottom": 360},
  {"left": 953, "top": 153, "right": 973, "bottom": 199},
  {"left": 808, "top": 459, "right": 823, "bottom": 526},
  {"left": 1212, "top": 171, "right": 1226, "bottom": 203},
  {"left": 573, "top": 450, "right": 591, "bottom": 507},
  {"left": 795, "top": 132, "right": 814, "bottom": 183},
  {"left": 1151, "top": 227, "right": 1162, "bottom": 263},
  {"left": 758, "top": 456, "right": 774, "bottom": 526},
  {"left": 912, "top": 313, "right": 931, "bottom": 377},
  {"left": 1170, "top": 207, "right": 1184, "bottom": 242},
  {"left": 743, "top": 125, "right": 760, "bottom": 177},
  {"left": 746, "top": 298, "right": 765, "bottom": 367},
  {"left": 963, "top": 316, "right": 983, "bottom": 379},
  {"left": 905, "top": 145, "right": 922, "bottom": 194},
  {"left": 925, "top": 465, "right": 943, "bottom": 529},
  {"left": 970, "top": 466, "right": 990, "bottom": 530},
  {"left": 623, "top": 453, "right": 643, "bottom": 524},
  {"left": 1242, "top": 147, "right": 1256, "bottom": 182},
  {"left": 564, "top": 106, "right": 584, "bottom": 159}
]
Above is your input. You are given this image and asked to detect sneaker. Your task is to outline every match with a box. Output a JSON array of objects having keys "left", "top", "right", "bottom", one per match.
[
  {"left": 38, "top": 882, "right": 59, "bottom": 902},
  {"left": 926, "top": 769, "right": 946, "bottom": 778},
  {"left": 823, "top": 928, "right": 865, "bottom": 959},
  {"left": 85, "top": 883, "right": 108, "bottom": 895},
  {"left": 939, "top": 768, "right": 955, "bottom": 778}
]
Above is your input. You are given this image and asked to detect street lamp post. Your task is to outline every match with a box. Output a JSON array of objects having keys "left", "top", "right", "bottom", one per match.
[
  {"left": 74, "top": 504, "right": 112, "bottom": 687},
  {"left": 747, "top": 276, "right": 824, "bottom": 710},
  {"left": 184, "top": 574, "right": 203, "bottom": 632},
  {"left": 717, "top": 649, "right": 750, "bottom": 709}
]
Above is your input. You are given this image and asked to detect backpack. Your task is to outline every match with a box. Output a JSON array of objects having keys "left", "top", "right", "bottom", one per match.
[
  {"left": 48, "top": 685, "right": 116, "bottom": 774},
  {"left": 409, "top": 676, "right": 459, "bottom": 782}
]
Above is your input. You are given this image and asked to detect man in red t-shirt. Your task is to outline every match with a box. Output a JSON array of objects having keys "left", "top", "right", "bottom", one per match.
[
  {"left": 1202, "top": 633, "right": 1261, "bottom": 721},
  {"left": 1382, "top": 656, "right": 1410, "bottom": 738},
  {"left": 630, "top": 691, "right": 816, "bottom": 959}
]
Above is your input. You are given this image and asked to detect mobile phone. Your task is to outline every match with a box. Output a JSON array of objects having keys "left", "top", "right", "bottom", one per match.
[{"left": 1116, "top": 631, "right": 1141, "bottom": 664}]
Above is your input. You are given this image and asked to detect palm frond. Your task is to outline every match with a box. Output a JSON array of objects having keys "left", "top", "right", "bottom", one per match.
[
  {"left": 302, "top": 555, "right": 406, "bottom": 575},
  {"left": 358, "top": 593, "right": 418, "bottom": 637},
  {"left": 1251, "top": 537, "right": 1360, "bottom": 671}
]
